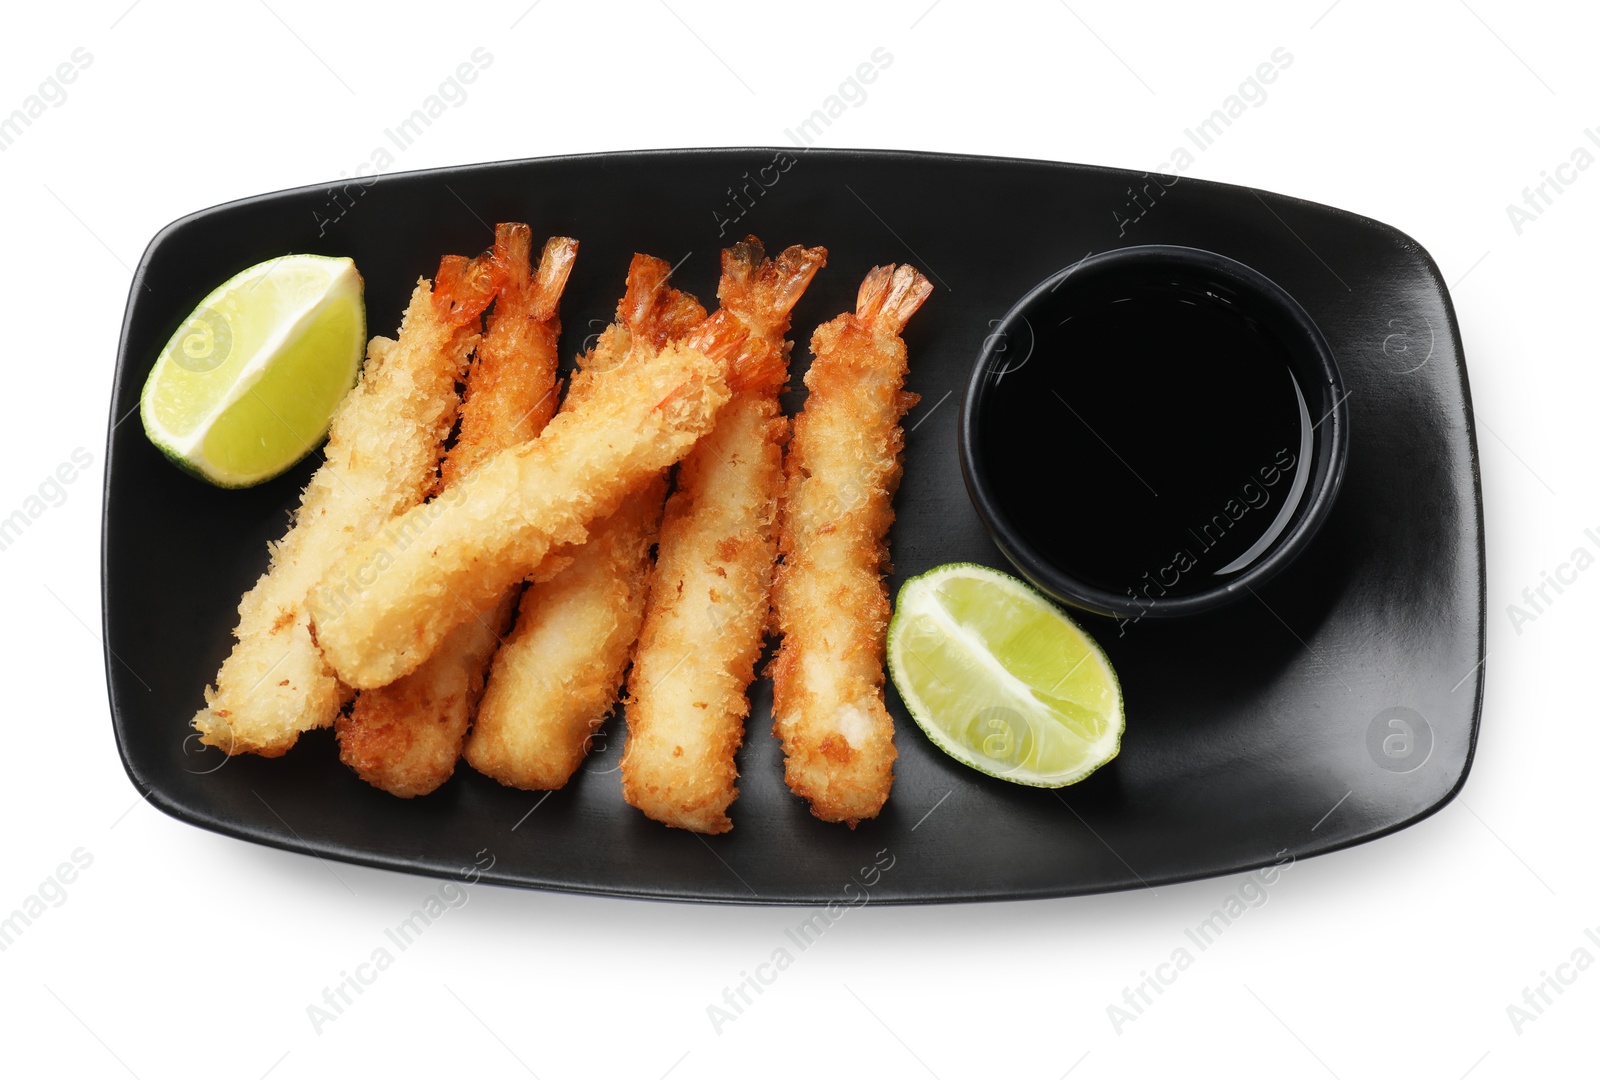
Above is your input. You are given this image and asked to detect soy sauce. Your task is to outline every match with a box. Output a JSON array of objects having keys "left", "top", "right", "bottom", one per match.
[{"left": 981, "top": 275, "right": 1309, "bottom": 602}]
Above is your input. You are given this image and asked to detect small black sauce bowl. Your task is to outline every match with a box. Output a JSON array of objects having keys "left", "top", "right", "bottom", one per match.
[{"left": 958, "top": 245, "right": 1350, "bottom": 621}]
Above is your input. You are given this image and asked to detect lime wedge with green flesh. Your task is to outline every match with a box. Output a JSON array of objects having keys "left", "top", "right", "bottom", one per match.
[
  {"left": 888, "top": 563, "right": 1124, "bottom": 787},
  {"left": 140, "top": 254, "right": 365, "bottom": 488}
]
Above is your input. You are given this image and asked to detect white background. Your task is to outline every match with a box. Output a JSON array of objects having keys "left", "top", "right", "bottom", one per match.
[{"left": 2, "top": 1, "right": 1595, "bottom": 1076}]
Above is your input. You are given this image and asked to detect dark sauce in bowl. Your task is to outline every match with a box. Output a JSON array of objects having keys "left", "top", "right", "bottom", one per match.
[
  {"left": 982, "top": 279, "right": 1309, "bottom": 599},
  {"left": 961, "top": 246, "right": 1346, "bottom": 619}
]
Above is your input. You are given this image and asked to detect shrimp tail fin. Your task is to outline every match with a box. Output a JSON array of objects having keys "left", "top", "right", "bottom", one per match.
[
  {"left": 719, "top": 237, "right": 829, "bottom": 331},
  {"left": 692, "top": 236, "right": 827, "bottom": 391},
  {"left": 432, "top": 248, "right": 504, "bottom": 327},
  {"left": 620, "top": 253, "right": 709, "bottom": 349},
  {"left": 528, "top": 235, "right": 580, "bottom": 323},
  {"left": 856, "top": 264, "right": 933, "bottom": 335},
  {"left": 490, "top": 223, "right": 533, "bottom": 294}
]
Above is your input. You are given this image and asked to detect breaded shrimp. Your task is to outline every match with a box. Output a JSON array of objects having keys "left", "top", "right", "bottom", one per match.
[
  {"left": 771, "top": 264, "right": 932, "bottom": 825},
  {"left": 440, "top": 230, "right": 576, "bottom": 488},
  {"left": 621, "top": 240, "right": 827, "bottom": 834},
  {"left": 310, "top": 329, "right": 753, "bottom": 690},
  {"left": 465, "top": 255, "right": 704, "bottom": 790},
  {"left": 336, "top": 227, "right": 577, "bottom": 796},
  {"left": 575, "top": 254, "right": 710, "bottom": 387},
  {"left": 466, "top": 475, "right": 669, "bottom": 789},
  {"left": 192, "top": 250, "right": 499, "bottom": 757}
]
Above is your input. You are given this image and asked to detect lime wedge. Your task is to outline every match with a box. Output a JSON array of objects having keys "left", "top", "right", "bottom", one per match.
[
  {"left": 140, "top": 254, "right": 365, "bottom": 487},
  {"left": 887, "top": 563, "right": 1124, "bottom": 787}
]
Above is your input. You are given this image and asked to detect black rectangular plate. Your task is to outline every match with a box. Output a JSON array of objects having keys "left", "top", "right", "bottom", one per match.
[{"left": 104, "top": 148, "right": 1484, "bottom": 904}]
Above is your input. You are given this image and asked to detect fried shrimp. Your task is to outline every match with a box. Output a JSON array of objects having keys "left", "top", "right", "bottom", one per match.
[
  {"left": 621, "top": 239, "right": 827, "bottom": 834},
  {"left": 771, "top": 263, "right": 932, "bottom": 825},
  {"left": 191, "top": 250, "right": 499, "bottom": 757},
  {"left": 310, "top": 328, "right": 750, "bottom": 690},
  {"left": 336, "top": 226, "right": 577, "bottom": 796},
  {"left": 465, "top": 255, "right": 704, "bottom": 791},
  {"left": 466, "top": 475, "right": 669, "bottom": 789}
]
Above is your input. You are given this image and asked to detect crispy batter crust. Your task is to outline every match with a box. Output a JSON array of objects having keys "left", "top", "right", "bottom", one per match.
[
  {"left": 621, "top": 239, "right": 826, "bottom": 833},
  {"left": 770, "top": 264, "right": 932, "bottom": 824},
  {"left": 192, "top": 252, "right": 498, "bottom": 756},
  {"left": 466, "top": 476, "right": 666, "bottom": 789},
  {"left": 465, "top": 254, "right": 704, "bottom": 791},
  {"left": 620, "top": 396, "right": 787, "bottom": 832},
  {"left": 336, "top": 227, "right": 576, "bottom": 795},
  {"left": 310, "top": 336, "right": 736, "bottom": 690},
  {"left": 334, "top": 592, "right": 515, "bottom": 795},
  {"left": 440, "top": 230, "right": 575, "bottom": 491}
]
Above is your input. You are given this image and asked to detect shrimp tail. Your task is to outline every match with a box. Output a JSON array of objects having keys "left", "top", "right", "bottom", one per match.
[
  {"left": 688, "top": 237, "right": 828, "bottom": 392},
  {"left": 432, "top": 249, "right": 503, "bottom": 327},
  {"left": 527, "top": 234, "right": 580, "bottom": 324},
  {"left": 719, "top": 238, "right": 828, "bottom": 328},
  {"left": 855, "top": 263, "right": 934, "bottom": 335},
  {"left": 618, "top": 254, "right": 708, "bottom": 349},
  {"left": 490, "top": 223, "right": 533, "bottom": 295}
]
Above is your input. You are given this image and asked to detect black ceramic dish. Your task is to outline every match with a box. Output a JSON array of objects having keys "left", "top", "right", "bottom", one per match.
[
  {"left": 103, "top": 149, "right": 1484, "bottom": 904},
  {"left": 960, "top": 245, "right": 1349, "bottom": 619}
]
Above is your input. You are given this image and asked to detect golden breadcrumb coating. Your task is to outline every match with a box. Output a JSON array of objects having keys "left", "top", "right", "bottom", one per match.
[
  {"left": 192, "top": 252, "right": 498, "bottom": 756},
  {"left": 621, "top": 239, "right": 826, "bottom": 833},
  {"left": 467, "top": 475, "right": 667, "bottom": 789},
  {"left": 770, "top": 263, "right": 932, "bottom": 825},
  {"left": 466, "top": 254, "right": 705, "bottom": 791},
  {"left": 336, "top": 227, "right": 576, "bottom": 796},
  {"left": 310, "top": 333, "right": 747, "bottom": 690}
]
